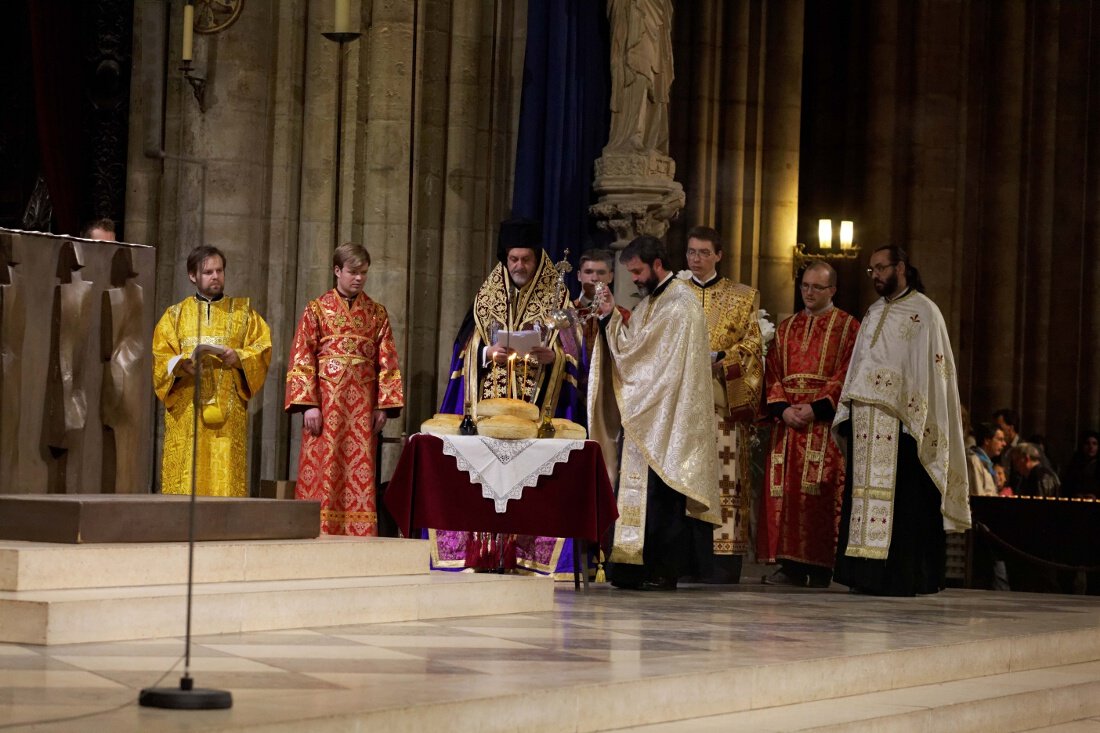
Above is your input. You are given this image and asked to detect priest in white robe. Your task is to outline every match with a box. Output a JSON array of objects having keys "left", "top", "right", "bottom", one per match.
[
  {"left": 589, "top": 235, "right": 720, "bottom": 590},
  {"left": 832, "top": 246, "right": 971, "bottom": 596}
]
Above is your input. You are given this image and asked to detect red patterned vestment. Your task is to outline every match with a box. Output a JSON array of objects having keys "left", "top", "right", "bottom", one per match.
[
  {"left": 759, "top": 308, "right": 858, "bottom": 569},
  {"left": 285, "top": 290, "right": 404, "bottom": 536}
]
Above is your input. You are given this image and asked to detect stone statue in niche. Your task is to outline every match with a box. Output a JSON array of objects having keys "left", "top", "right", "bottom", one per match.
[
  {"left": 591, "top": 0, "right": 684, "bottom": 280},
  {"left": 0, "top": 236, "right": 25, "bottom": 484},
  {"left": 41, "top": 241, "right": 95, "bottom": 493},
  {"left": 100, "top": 248, "right": 145, "bottom": 493},
  {"left": 606, "top": 0, "right": 674, "bottom": 154}
]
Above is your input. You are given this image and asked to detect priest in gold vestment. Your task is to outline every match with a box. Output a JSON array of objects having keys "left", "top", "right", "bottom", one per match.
[
  {"left": 436, "top": 219, "right": 581, "bottom": 574},
  {"left": 682, "top": 226, "right": 763, "bottom": 583},
  {"left": 590, "top": 235, "right": 720, "bottom": 590},
  {"left": 152, "top": 246, "right": 272, "bottom": 496}
]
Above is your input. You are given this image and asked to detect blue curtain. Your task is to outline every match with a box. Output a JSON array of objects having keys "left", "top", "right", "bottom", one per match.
[{"left": 511, "top": 0, "right": 610, "bottom": 274}]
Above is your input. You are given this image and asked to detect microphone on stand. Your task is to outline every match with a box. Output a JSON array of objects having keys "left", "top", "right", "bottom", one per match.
[{"left": 140, "top": 295, "right": 232, "bottom": 710}]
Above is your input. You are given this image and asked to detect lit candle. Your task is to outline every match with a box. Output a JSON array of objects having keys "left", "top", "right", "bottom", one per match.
[
  {"left": 334, "top": 0, "right": 350, "bottom": 32},
  {"left": 182, "top": 3, "right": 194, "bottom": 62},
  {"left": 507, "top": 354, "right": 516, "bottom": 399}
]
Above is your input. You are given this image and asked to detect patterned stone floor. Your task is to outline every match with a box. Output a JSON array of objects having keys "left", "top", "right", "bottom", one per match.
[{"left": 2, "top": 581, "right": 1099, "bottom": 732}]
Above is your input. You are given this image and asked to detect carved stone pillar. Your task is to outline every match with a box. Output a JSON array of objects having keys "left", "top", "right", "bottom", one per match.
[
  {"left": 590, "top": 152, "right": 684, "bottom": 305},
  {"left": 591, "top": 0, "right": 683, "bottom": 306}
]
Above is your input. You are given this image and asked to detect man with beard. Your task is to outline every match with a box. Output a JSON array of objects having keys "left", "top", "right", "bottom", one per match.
[
  {"left": 589, "top": 235, "right": 720, "bottom": 590},
  {"left": 440, "top": 218, "right": 575, "bottom": 417},
  {"left": 436, "top": 219, "right": 581, "bottom": 574},
  {"left": 831, "top": 246, "right": 971, "bottom": 596},
  {"left": 152, "top": 245, "right": 272, "bottom": 496}
]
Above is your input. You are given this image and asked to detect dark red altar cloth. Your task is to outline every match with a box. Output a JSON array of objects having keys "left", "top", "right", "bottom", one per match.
[{"left": 384, "top": 434, "right": 618, "bottom": 544}]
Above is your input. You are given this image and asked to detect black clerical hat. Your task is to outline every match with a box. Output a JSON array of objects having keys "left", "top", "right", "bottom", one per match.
[{"left": 496, "top": 218, "right": 543, "bottom": 263}]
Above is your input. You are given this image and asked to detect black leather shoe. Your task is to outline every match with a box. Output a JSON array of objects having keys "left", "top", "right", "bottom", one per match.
[
  {"left": 642, "top": 577, "right": 678, "bottom": 591},
  {"left": 762, "top": 570, "right": 807, "bottom": 587},
  {"left": 610, "top": 579, "right": 644, "bottom": 590}
]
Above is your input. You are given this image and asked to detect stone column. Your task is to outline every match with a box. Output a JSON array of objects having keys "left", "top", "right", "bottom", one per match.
[
  {"left": 754, "top": 1, "right": 804, "bottom": 324},
  {"left": 667, "top": 0, "right": 803, "bottom": 322}
]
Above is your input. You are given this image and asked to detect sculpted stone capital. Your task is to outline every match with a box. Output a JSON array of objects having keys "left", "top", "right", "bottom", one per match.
[{"left": 589, "top": 151, "right": 685, "bottom": 243}]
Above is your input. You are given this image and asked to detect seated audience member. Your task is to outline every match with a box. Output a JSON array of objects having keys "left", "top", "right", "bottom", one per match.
[
  {"left": 1026, "top": 432, "right": 1058, "bottom": 474},
  {"left": 993, "top": 465, "right": 1011, "bottom": 496},
  {"left": 1010, "top": 443, "right": 1060, "bottom": 498},
  {"left": 967, "top": 422, "right": 1005, "bottom": 497},
  {"left": 1061, "top": 430, "right": 1099, "bottom": 499}
]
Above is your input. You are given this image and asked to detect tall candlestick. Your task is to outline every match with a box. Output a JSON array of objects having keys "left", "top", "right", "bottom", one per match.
[
  {"left": 334, "top": 0, "right": 350, "bottom": 33},
  {"left": 182, "top": 3, "right": 194, "bottom": 62}
]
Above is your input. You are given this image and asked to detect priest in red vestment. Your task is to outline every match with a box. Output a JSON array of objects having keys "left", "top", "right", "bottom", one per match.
[
  {"left": 285, "top": 243, "right": 404, "bottom": 536},
  {"left": 758, "top": 261, "right": 858, "bottom": 587}
]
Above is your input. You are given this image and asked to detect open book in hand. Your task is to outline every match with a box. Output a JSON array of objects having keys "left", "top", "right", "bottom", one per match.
[
  {"left": 191, "top": 343, "right": 228, "bottom": 360},
  {"left": 168, "top": 343, "right": 228, "bottom": 377},
  {"left": 492, "top": 329, "right": 542, "bottom": 358}
]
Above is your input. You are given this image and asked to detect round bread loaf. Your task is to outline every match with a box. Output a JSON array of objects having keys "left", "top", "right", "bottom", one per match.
[
  {"left": 477, "top": 397, "right": 540, "bottom": 422},
  {"left": 550, "top": 418, "right": 587, "bottom": 440},
  {"left": 421, "top": 414, "right": 462, "bottom": 436},
  {"left": 479, "top": 414, "right": 538, "bottom": 440}
]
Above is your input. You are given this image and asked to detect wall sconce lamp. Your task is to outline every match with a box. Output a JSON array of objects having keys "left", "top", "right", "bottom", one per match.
[
  {"left": 818, "top": 219, "right": 833, "bottom": 250},
  {"left": 838, "top": 220, "right": 854, "bottom": 249},
  {"left": 793, "top": 218, "right": 860, "bottom": 276},
  {"left": 180, "top": 1, "right": 207, "bottom": 112}
]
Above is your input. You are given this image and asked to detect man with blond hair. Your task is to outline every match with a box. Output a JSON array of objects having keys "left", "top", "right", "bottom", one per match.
[{"left": 286, "top": 243, "right": 404, "bottom": 536}]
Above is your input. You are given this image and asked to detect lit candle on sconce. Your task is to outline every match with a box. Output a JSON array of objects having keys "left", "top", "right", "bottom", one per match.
[
  {"left": 817, "top": 219, "right": 833, "bottom": 250},
  {"left": 182, "top": 2, "right": 194, "bottom": 62},
  {"left": 839, "top": 220, "right": 854, "bottom": 250},
  {"left": 334, "top": 0, "right": 350, "bottom": 33}
]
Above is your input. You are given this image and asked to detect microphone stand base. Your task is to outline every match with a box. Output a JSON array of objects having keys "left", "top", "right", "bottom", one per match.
[{"left": 139, "top": 681, "right": 232, "bottom": 710}]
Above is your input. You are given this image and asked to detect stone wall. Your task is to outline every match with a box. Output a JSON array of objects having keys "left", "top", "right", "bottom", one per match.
[{"left": 125, "top": 0, "right": 526, "bottom": 491}]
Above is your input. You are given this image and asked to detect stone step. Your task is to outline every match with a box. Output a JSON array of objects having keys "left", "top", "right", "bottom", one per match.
[
  {"left": 609, "top": 660, "right": 1100, "bottom": 732},
  {"left": 73, "top": 614, "right": 1092, "bottom": 733},
  {"left": 0, "top": 536, "right": 428, "bottom": 591},
  {"left": 0, "top": 571, "right": 553, "bottom": 645},
  {"left": 0, "top": 495, "right": 319, "bottom": 543}
]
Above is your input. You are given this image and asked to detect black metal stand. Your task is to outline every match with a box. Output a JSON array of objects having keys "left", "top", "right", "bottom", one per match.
[
  {"left": 139, "top": 303, "right": 232, "bottom": 710},
  {"left": 321, "top": 31, "right": 363, "bottom": 250}
]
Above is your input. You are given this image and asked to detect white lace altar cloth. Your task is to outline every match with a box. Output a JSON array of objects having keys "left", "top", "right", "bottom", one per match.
[{"left": 438, "top": 435, "right": 586, "bottom": 513}]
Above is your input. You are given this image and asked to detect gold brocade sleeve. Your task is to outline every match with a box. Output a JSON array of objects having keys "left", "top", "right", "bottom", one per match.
[
  {"left": 151, "top": 303, "right": 184, "bottom": 409},
  {"left": 232, "top": 302, "right": 272, "bottom": 402},
  {"left": 373, "top": 303, "right": 404, "bottom": 410},
  {"left": 284, "top": 301, "right": 322, "bottom": 409},
  {"left": 712, "top": 284, "right": 763, "bottom": 419}
]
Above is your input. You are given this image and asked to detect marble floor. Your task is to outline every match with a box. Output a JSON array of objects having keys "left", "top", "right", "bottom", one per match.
[{"left": 2, "top": 580, "right": 1099, "bottom": 732}]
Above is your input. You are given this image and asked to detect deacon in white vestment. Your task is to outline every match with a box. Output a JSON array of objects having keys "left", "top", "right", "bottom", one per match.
[
  {"left": 832, "top": 246, "right": 971, "bottom": 596},
  {"left": 589, "top": 235, "right": 721, "bottom": 590}
]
